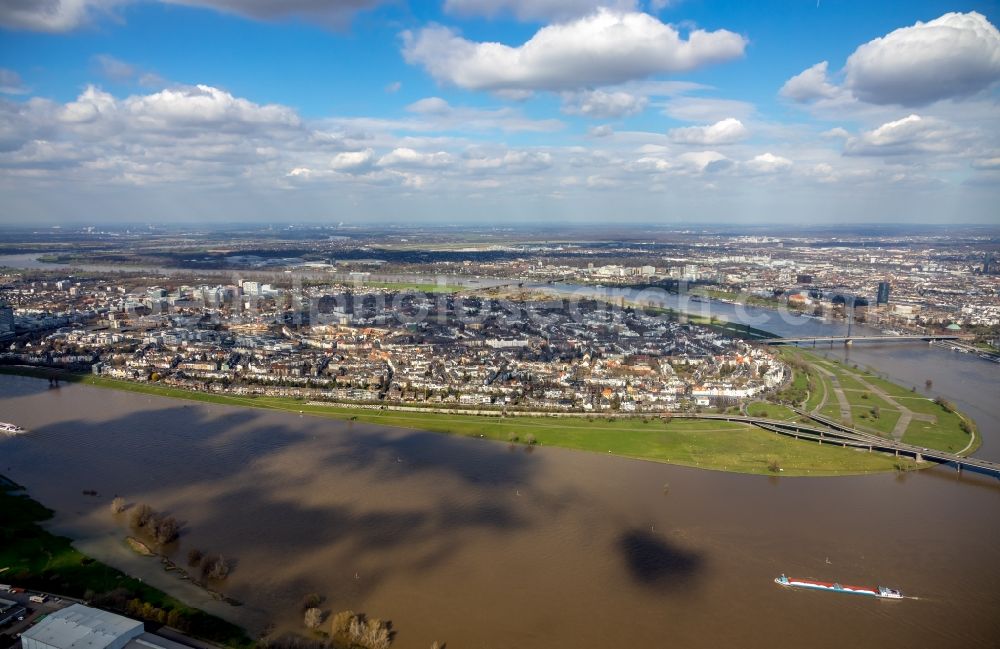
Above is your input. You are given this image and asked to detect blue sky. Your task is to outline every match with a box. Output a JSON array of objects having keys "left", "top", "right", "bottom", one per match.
[{"left": 1, "top": 0, "right": 998, "bottom": 224}]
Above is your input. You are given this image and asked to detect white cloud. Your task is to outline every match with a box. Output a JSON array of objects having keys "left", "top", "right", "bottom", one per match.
[
  {"left": 743, "top": 152, "right": 791, "bottom": 174},
  {"left": 397, "top": 96, "right": 564, "bottom": 133},
  {"left": 384, "top": 81, "right": 401, "bottom": 94},
  {"left": 165, "top": 0, "right": 384, "bottom": 24},
  {"left": 971, "top": 156, "right": 1000, "bottom": 170},
  {"left": 612, "top": 79, "right": 709, "bottom": 98},
  {"left": 138, "top": 72, "right": 168, "bottom": 88},
  {"left": 3, "top": 80, "right": 994, "bottom": 221},
  {"left": 784, "top": 12, "right": 1000, "bottom": 108},
  {"left": 0, "top": 0, "right": 115, "bottom": 32},
  {"left": 54, "top": 83, "right": 301, "bottom": 133},
  {"left": 59, "top": 86, "right": 118, "bottom": 125},
  {"left": 1, "top": 84, "right": 350, "bottom": 190},
  {"left": 561, "top": 89, "right": 648, "bottom": 118},
  {"left": 843, "top": 114, "right": 961, "bottom": 156},
  {"left": 405, "top": 97, "right": 452, "bottom": 116},
  {"left": 668, "top": 117, "right": 747, "bottom": 145},
  {"left": 0, "top": 0, "right": 384, "bottom": 32},
  {"left": 662, "top": 96, "right": 754, "bottom": 122},
  {"left": 443, "top": 0, "right": 636, "bottom": 22},
  {"left": 779, "top": 61, "right": 839, "bottom": 102},
  {"left": 493, "top": 88, "right": 535, "bottom": 101},
  {"left": 465, "top": 149, "right": 553, "bottom": 173},
  {"left": 123, "top": 84, "right": 300, "bottom": 130},
  {"left": 585, "top": 174, "right": 621, "bottom": 189},
  {"left": 676, "top": 150, "right": 729, "bottom": 173},
  {"left": 568, "top": 148, "right": 621, "bottom": 168},
  {"left": 626, "top": 156, "right": 671, "bottom": 173},
  {"left": 330, "top": 148, "right": 375, "bottom": 172},
  {"left": 845, "top": 12, "right": 1000, "bottom": 106},
  {"left": 402, "top": 9, "right": 746, "bottom": 92},
  {"left": 2, "top": 139, "right": 92, "bottom": 171},
  {"left": 92, "top": 54, "right": 136, "bottom": 81},
  {"left": 377, "top": 147, "right": 454, "bottom": 168},
  {"left": 399, "top": 172, "right": 430, "bottom": 189},
  {"left": 89, "top": 55, "right": 167, "bottom": 88},
  {"left": 0, "top": 69, "right": 28, "bottom": 95},
  {"left": 0, "top": 98, "right": 56, "bottom": 152}
]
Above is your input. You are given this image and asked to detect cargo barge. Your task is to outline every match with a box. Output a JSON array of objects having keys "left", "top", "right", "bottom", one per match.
[{"left": 775, "top": 574, "right": 902, "bottom": 599}]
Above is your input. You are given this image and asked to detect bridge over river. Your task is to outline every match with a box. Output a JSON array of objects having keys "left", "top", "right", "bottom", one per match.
[
  {"left": 762, "top": 334, "right": 967, "bottom": 346},
  {"left": 672, "top": 411, "right": 1000, "bottom": 478}
]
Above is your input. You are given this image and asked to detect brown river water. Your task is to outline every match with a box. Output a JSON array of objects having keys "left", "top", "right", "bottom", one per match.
[{"left": 1, "top": 373, "right": 999, "bottom": 649}]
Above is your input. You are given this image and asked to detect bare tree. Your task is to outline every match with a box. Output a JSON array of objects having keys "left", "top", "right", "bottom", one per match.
[
  {"left": 151, "top": 514, "right": 180, "bottom": 544},
  {"left": 348, "top": 618, "right": 365, "bottom": 644},
  {"left": 110, "top": 497, "right": 126, "bottom": 514},
  {"left": 935, "top": 396, "right": 955, "bottom": 413},
  {"left": 187, "top": 549, "right": 203, "bottom": 566},
  {"left": 201, "top": 555, "right": 230, "bottom": 580},
  {"left": 331, "top": 610, "right": 356, "bottom": 637},
  {"left": 303, "top": 608, "right": 323, "bottom": 630},
  {"left": 131, "top": 503, "right": 154, "bottom": 528},
  {"left": 329, "top": 610, "right": 392, "bottom": 648},
  {"left": 300, "top": 593, "right": 323, "bottom": 611},
  {"left": 362, "top": 618, "right": 391, "bottom": 649}
]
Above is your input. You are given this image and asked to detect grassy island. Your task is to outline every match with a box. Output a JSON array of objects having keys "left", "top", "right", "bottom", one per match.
[{"left": 773, "top": 348, "right": 979, "bottom": 456}]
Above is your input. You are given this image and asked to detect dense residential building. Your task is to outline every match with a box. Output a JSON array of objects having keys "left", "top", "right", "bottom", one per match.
[{"left": 1, "top": 229, "right": 997, "bottom": 409}]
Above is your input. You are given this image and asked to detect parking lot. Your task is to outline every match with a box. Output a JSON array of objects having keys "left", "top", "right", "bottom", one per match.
[{"left": 0, "top": 588, "right": 76, "bottom": 649}]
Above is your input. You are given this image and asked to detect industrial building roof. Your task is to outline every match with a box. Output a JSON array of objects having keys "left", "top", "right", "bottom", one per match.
[
  {"left": 125, "top": 632, "right": 194, "bottom": 649},
  {"left": 20, "top": 604, "right": 143, "bottom": 649}
]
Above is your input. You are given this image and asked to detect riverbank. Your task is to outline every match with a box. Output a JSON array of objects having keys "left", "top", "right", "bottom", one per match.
[
  {"left": 1, "top": 367, "right": 908, "bottom": 476},
  {"left": 775, "top": 348, "right": 980, "bottom": 456},
  {"left": 0, "top": 476, "right": 252, "bottom": 648}
]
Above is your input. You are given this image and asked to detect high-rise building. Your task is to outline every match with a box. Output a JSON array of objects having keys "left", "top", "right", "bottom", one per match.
[
  {"left": 241, "top": 281, "right": 261, "bottom": 296},
  {"left": 985, "top": 253, "right": 996, "bottom": 275},
  {"left": 0, "top": 303, "right": 14, "bottom": 337},
  {"left": 876, "top": 281, "right": 890, "bottom": 306}
]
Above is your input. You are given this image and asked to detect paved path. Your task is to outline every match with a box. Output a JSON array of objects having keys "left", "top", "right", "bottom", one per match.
[
  {"left": 810, "top": 367, "right": 830, "bottom": 416},
  {"left": 815, "top": 365, "right": 852, "bottom": 424},
  {"left": 851, "top": 374, "right": 934, "bottom": 441},
  {"left": 889, "top": 411, "right": 912, "bottom": 441}
]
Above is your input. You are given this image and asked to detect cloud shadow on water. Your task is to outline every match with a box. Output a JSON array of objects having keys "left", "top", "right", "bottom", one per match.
[
  {"left": 1, "top": 382, "right": 584, "bottom": 620},
  {"left": 617, "top": 528, "right": 703, "bottom": 591}
]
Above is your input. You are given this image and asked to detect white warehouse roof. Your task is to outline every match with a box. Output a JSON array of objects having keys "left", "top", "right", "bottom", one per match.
[{"left": 21, "top": 604, "right": 144, "bottom": 649}]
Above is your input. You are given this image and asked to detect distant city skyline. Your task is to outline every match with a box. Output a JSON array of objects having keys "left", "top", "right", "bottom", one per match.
[{"left": 1, "top": 0, "right": 998, "bottom": 224}]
